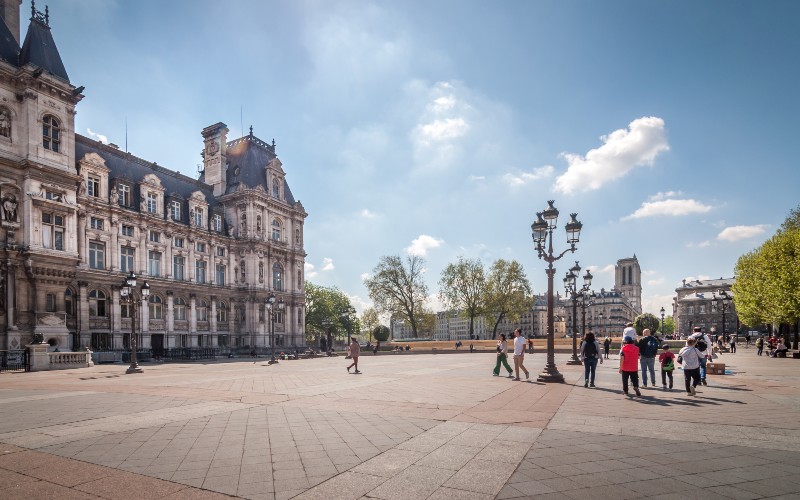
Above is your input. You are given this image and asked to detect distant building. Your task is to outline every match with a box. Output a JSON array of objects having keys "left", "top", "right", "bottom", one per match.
[
  {"left": 433, "top": 311, "right": 487, "bottom": 340},
  {"left": 673, "top": 278, "right": 740, "bottom": 337},
  {"left": 615, "top": 256, "right": 642, "bottom": 315}
]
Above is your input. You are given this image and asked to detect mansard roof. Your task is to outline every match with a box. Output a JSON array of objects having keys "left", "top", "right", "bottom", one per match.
[
  {"left": 0, "top": 12, "right": 19, "bottom": 66},
  {"left": 223, "top": 131, "right": 296, "bottom": 203},
  {"left": 75, "top": 134, "right": 220, "bottom": 217},
  {"left": 19, "top": 12, "right": 68, "bottom": 82}
]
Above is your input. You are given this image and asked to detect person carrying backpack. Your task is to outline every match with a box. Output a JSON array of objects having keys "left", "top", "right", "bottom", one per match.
[
  {"left": 689, "top": 326, "right": 713, "bottom": 385},
  {"left": 756, "top": 336, "right": 764, "bottom": 356},
  {"left": 579, "top": 332, "right": 603, "bottom": 387},
  {"left": 658, "top": 344, "right": 676, "bottom": 390},
  {"left": 603, "top": 337, "right": 612, "bottom": 359},
  {"left": 637, "top": 329, "right": 660, "bottom": 388}
]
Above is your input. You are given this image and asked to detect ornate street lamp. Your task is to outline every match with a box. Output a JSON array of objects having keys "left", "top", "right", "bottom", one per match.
[
  {"left": 660, "top": 306, "right": 666, "bottom": 338},
  {"left": 564, "top": 262, "right": 592, "bottom": 365},
  {"left": 597, "top": 311, "right": 603, "bottom": 338},
  {"left": 531, "top": 201, "right": 582, "bottom": 383},
  {"left": 714, "top": 291, "right": 732, "bottom": 341},
  {"left": 120, "top": 271, "right": 149, "bottom": 374},
  {"left": 266, "top": 292, "right": 285, "bottom": 364}
]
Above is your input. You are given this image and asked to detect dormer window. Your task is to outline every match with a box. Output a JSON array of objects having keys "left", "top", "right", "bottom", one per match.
[
  {"left": 147, "top": 192, "right": 158, "bottom": 213},
  {"left": 42, "top": 115, "right": 60, "bottom": 152},
  {"left": 170, "top": 201, "right": 181, "bottom": 221},
  {"left": 193, "top": 207, "right": 204, "bottom": 227},
  {"left": 272, "top": 175, "right": 280, "bottom": 198},
  {"left": 87, "top": 175, "right": 100, "bottom": 197},
  {"left": 118, "top": 184, "right": 130, "bottom": 207}
]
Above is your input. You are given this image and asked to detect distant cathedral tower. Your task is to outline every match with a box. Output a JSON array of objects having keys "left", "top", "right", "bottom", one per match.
[{"left": 615, "top": 256, "right": 642, "bottom": 314}]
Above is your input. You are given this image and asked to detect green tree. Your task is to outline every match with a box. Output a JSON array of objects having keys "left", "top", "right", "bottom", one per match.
[
  {"left": 373, "top": 325, "right": 390, "bottom": 342},
  {"left": 364, "top": 255, "right": 429, "bottom": 338},
  {"left": 360, "top": 307, "right": 380, "bottom": 342},
  {"left": 438, "top": 257, "right": 486, "bottom": 339},
  {"left": 661, "top": 316, "right": 676, "bottom": 336},
  {"left": 482, "top": 259, "right": 533, "bottom": 338},
  {"left": 634, "top": 313, "right": 660, "bottom": 336},
  {"left": 304, "top": 282, "right": 357, "bottom": 346}
]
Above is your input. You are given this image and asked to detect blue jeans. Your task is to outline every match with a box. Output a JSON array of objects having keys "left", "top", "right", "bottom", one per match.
[
  {"left": 583, "top": 357, "right": 598, "bottom": 384},
  {"left": 640, "top": 356, "right": 656, "bottom": 385},
  {"left": 699, "top": 356, "right": 707, "bottom": 380}
]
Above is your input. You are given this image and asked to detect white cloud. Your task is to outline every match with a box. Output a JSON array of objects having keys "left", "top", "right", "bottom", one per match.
[
  {"left": 687, "top": 240, "right": 712, "bottom": 248},
  {"left": 641, "top": 294, "right": 676, "bottom": 316},
  {"left": 468, "top": 175, "right": 486, "bottom": 181},
  {"left": 86, "top": 128, "right": 108, "bottom": 144},
  {"left": 360, "top": 272, "right": 371, "bottom": 281},
  {"left": 405, "top": 234, "right": 444, "bottom": 257},
  {"left": 717, "top": 225, "right": 768, "bottom": 242},
  {"left": 647, "top": 278, "right": 665, "bottom": 286},
  {"left": 502, "top": 165, "right": 555, "bottom": 187},
  {"left": 588, "top": 264, "right": 615, "bottom": 276},
  {"left": 623, "top": 198, "right": 713, "bottom": 220},
  {"left": 416, "top": 117, "right": 469, "bottom": 144},
  {"left": 360, "top": 208, "right": 378, "bottom": 219},
  {"left": 649, "top": 191, "right": 682, "bottom": 201},
  {"left": 432, "top": 95, "right": 456, "bottom": 112},
  {"left": 304, "top": 262, "right": 318, "bottom": 278},
  {"left": 554, "top": 116, "right": 669, "bottom": 194},
  {"left": 322, "top": 258, "right": 335, "bottom": 271}
]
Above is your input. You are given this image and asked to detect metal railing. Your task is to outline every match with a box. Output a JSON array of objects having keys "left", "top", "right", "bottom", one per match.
[{"left": 0, "top": 350, "right": 30, "bottom": 372}]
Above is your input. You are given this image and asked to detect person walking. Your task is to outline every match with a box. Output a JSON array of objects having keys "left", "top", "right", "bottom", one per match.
[
  {"left": 658, "top": 344, "right": 675, "bottom": 390},
  {"left": 623, "top": 322, "right": 637, "bottom": 343},
  {"left": 346, "top": 337, "right": 361, "bottom": 373},
  {"left": 689, "top": 327, "right": 713, "bottom": 385},
  {"left": 579, "top": 332, "right": 603, "bottom": 387},
  {"left": 619, "top": 336, "right": 641, "bottom": 397},
  {"left": 493, "top": 334, "right": 514, "bottom": 378},
  {"left": 677, "top": 337, "right": 703, "bottom": 396},
  {"left": 638, "top": 329, "right": 660, "bottom": 388},
  {"left": 512, "top": 329, "right": 530, "bottom": 381},
  {"left": 603, "top": 336, "right": 612, "bottom": 359},
  {"left": 729, "top": 334, "right": 737, "bottom": 354},
  {"left": 756, "top": 336, "right": 764, "bottom": 356}
]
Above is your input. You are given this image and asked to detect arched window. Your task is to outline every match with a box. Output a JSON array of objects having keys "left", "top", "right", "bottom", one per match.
[
  {"left": 272, "top": 263, "right": 283, "bottom": 291},
  {"left": 272, "top": 219, "right": 281, "bottom": 241},
  {"left": 197, "top": 300, "right": 208, "bottom": 321},
  {"left": 148, "top": 295, "right": 163, "bottom": 320},
  {"left": 42, "top": 115, "right": 60, "bottom": 152},
  {"left": 174, "top": 297, "right": 186, "bottom": 320},
  {"left": 272, "top": 175, "right": 280, "bottom": 198},
  {"left": 88, "top": 290, "right": 107, "bottom": 317},
  {"left": 217, "top": 302, "right": 227, "bottom": 322}
]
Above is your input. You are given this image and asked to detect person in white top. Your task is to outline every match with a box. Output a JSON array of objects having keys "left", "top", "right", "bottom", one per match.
[
  {"left": 623, "top": 322, "right": 637, "bottom": 343},
  {"left": 689, "top": 326, "right": 713, "bottom": 385},
  {"left": 512, "top": 329, "right": 530, "bottom": 381}
]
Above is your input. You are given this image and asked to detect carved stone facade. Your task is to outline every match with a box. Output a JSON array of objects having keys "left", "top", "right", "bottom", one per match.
[{"left": 0, "top": 3, "right": 307, "bottom": 352}]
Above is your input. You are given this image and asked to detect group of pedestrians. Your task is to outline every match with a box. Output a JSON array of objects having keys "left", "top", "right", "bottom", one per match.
[{"left": 493, "top": 328, "right": 530, "bottom": 380}]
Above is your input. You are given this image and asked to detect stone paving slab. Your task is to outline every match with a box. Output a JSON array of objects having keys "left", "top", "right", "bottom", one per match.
[{"left": 0, "top": 350, "right": 799, "bottom": 499}]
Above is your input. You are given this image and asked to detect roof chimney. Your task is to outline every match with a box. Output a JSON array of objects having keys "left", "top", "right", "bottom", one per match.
[{"left": 0, "top": 0, "right": 21, "bottom": 46}]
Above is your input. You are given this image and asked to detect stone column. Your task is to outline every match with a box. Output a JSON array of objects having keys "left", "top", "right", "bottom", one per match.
[
  {"left": 77, "top": 211, "right": 87, "bottom": 267},
  {"left": 166, "top": 291, "right": 174, "bottom": 346},
  {"left": 210, "top": 295, "right": 217, "bottom": 334},
  {"left": 189, "top": 293, "right": 197, "bottom": 344},
  {"left": 110, "top": 218, "right": 119, "bottom": 271},
  {"left": 78, "top": 281, "right": 89, "bottom": 346}
]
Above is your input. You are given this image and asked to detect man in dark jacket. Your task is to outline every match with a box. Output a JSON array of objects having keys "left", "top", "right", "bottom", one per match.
[{"left": 637, "top": 329, "right": 660, "bottom": 387}]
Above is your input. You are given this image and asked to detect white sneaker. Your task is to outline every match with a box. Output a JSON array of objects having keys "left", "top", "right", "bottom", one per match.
[{"left": 690, "top": 386, "right": 696, "bottom": 396}]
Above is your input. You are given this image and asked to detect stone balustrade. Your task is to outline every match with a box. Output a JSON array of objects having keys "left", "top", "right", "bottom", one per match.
[{"left": 27, "top": 344, "right": 94, "bottom": 371}]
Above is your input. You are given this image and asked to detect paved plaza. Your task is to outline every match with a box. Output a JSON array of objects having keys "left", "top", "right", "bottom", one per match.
[{"left": 1, "top": 348, "right": 800, "bottom": 499}]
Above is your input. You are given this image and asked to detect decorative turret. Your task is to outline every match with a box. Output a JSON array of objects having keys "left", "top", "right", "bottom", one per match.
[{"left": 201, "top": 122, "right": 228, "bottom": 197}]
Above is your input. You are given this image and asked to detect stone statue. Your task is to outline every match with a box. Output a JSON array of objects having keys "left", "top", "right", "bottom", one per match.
[
  {"left": 78, "top": 178, "right": 87, "bottom": 196},
  {"left": 1, "top": 195, "right": 17, "bottom": 222},
  {"left": 109, "top": 185, "right": 118, "bottom": 204},
  {"left": 0, "top": 109, "right": 10, "bottom": 138}
]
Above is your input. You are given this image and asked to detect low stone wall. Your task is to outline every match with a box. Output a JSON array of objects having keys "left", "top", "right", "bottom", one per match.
[{"left": 27, "top": 344, "right": 94, "bottom": 371}]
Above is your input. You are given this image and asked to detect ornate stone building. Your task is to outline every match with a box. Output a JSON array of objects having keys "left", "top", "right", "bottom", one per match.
[
  {"left": 0, "top": 2, "right": 307, "bottom": 353},
  {"left": 673, "top": 278, "right": 739, "bottom": 337}
]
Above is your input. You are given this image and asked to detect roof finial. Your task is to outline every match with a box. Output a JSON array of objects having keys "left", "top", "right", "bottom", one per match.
[
  {"left": 45, "top": 5, "right": 49, "bottom": 25},
  {"left": 31, "top": 0, "right": 36, "bottom": 18},
  {"left": 272, "top": 138, "right": 276, "bottom": 149},
  {"left": 249, "top": 125, "right": 253, "bottom": 137}
]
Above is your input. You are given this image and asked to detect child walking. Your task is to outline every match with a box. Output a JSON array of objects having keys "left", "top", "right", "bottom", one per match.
[
  {"left": 658, "top": 344, "right": 675, "bottom": 390},
  {"left": 619, "top": 336, "right": 641, "bottom": 396},
  {"left": 678, "top": 337, "right": 703, "bottom": 396}
]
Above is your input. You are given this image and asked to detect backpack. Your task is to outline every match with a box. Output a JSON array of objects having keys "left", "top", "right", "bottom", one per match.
[
  {"left": 584, "top": 341, "right": 598, "bottom": 359},
  {"left": 662, "top": 355, "right": 675, "bottom": 372},
  {"left": 641, "top": 336, "right": 659, "bottom": 357},
  {"left": 692, "top": 334, "right": 708, "bottom": 351}
]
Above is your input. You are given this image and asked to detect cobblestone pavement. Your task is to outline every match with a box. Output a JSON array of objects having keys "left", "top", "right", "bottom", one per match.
[{"left": 1, "top": 348, "right": 799, "bottom": 499}]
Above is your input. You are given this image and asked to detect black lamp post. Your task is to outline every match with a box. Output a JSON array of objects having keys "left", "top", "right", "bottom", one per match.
[
  {"left": 266, "top": 292, "right": 285, "bottom": 364},
  {"left": 564, "top": 262, "right": 592, "bottom": 365},
  {"left": 120, "top": 271, "right": 149, "bottom": 374},
  {"left": 714, "top": 291, "right": 731, "bottom": 341},
  {"left": 597, "top": 311, "right": 603, "bottom": 338},
  {"left": 660, "top": 307, "right": 666, "bottom": 338},
  {"left": 531, "top": 201, "right": 583, "bottom": 383}
]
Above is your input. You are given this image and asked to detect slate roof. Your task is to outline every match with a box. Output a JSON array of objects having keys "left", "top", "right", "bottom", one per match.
[
  {"left": 222, "top": 132, "right": 296, "bottom": 203},
  {"left": 0, "top": 13, "right": 19, "bottom": 66},
  {"left": 75, "top": 135, "right": 223, "bottom": 228},
  {"left": 19, "top": 16, "right": 68, "bottom": 82}
]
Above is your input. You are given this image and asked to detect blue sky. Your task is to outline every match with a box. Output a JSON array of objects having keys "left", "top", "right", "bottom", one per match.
[{"left": 46, "top": 0, "right": 800, "bottom": 316}]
